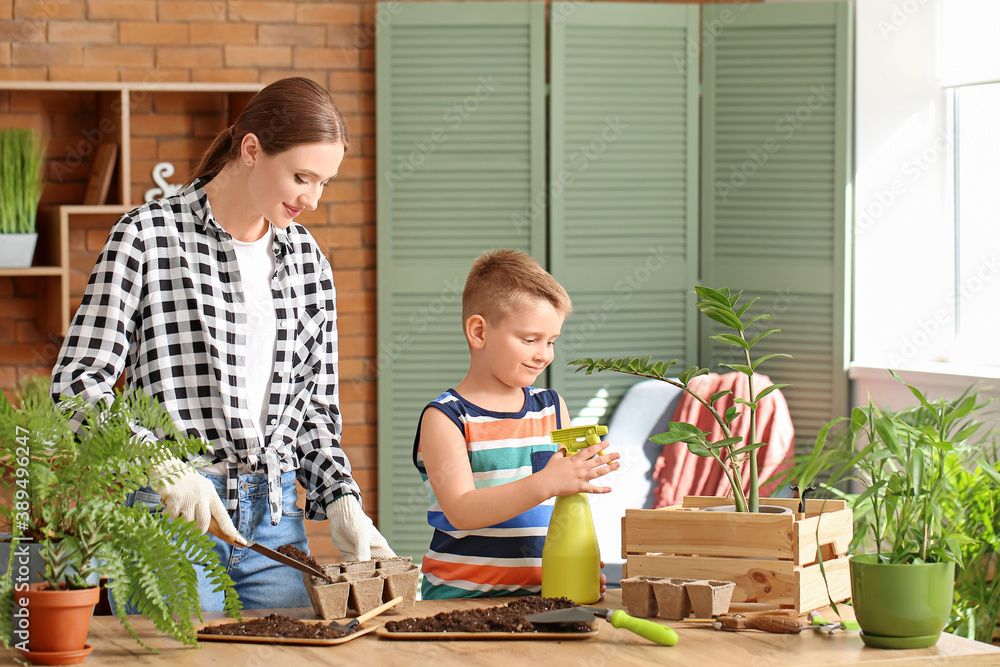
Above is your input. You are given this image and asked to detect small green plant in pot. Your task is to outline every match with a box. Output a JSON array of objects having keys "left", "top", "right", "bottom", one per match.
[
  {"left": 0, "top": 128, "right": 47, "bottom": 268},
  {"left": 570, "top": 286, "right": 790, "bottom": 512},
  {"left": 946, "top": 436, "right": 1000, "bottom": 645},
  {"left": 791, "top": 372, "right": 1000, "bottom": 649},
  {"left": 0, "top": 377, "right": 241, "bottom": 662}
]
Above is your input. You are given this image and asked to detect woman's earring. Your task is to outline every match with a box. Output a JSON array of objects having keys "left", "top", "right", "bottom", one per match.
[{"left": 246, "top": 162, "right": 251, "bottom": 167}]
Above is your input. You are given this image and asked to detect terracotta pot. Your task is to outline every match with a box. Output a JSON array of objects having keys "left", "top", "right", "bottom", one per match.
[{"left": 14, "top": 583, "right": 99, "bottom": 657}]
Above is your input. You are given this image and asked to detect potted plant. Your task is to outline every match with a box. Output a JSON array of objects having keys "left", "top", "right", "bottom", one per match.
[
  {"left": 947, "top": 433, "right": 1000, "bottom": 645},
  {"left": 0, "top": 128, "right": 46, "bottom": 268},
  {"left": 570, "top": 286, "right": 790, "bottom": 512},
  {"left": 0, "top": 377, "right": 241, "bottom": 664},
  {"left": 789, "top": 372, "right": 1000, "bottom": 648},
  {"left": 570, "top": 287, "right": 854, "bottom": 614}
]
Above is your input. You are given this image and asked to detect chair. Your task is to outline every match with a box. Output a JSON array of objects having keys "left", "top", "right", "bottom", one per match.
[{"left": 588, "top": 379, "right": 684, "bottom": 587}]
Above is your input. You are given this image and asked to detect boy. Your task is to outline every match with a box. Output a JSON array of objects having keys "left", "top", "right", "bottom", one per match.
[{"left": 412, "top": 249, "right": 620, "bottom": 599}]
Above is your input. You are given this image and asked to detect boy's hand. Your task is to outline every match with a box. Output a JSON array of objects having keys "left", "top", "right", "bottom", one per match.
[{"left": 540, "top": 442, "right": 620, "bottom": 497}]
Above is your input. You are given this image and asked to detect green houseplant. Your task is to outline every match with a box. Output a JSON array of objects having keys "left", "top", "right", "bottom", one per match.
[
  {"left": 570, "top": 286, "right": 790, "bottom": 512},
  {"left": 947, "top": 435, "right": 1000, "bottom": 645},
  {"left": 0, "top": 128, "right": 46, "bottom": 269},
  {"left": 788, "top": 372, "right": 1000, "bottom": 648},
  {"left": 0, "top": 377, "right": 241, "bottom": 661}
]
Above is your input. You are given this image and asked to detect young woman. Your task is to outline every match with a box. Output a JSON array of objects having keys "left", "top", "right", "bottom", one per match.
[{"left": 51, "top": 77, "right": 393, "bottom": 610}]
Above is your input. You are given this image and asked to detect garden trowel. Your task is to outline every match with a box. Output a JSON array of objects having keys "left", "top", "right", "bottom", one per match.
[
  {"left": 208, "top": 517, "right": 334, "bottom": 583},
  {"left": 524, "top": 606, "right": 679, "bottom": 645}
]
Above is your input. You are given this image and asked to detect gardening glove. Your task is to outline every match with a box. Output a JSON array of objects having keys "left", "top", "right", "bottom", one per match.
[
  {"left": 326, "top": 494, "right": 396, "bottom": 562},
  {"left": 151, "top": 457, "right": 245, "bottom": 546}
]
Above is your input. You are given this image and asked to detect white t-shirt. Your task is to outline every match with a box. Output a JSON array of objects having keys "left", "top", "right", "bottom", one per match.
[
  {"left": 232, "top": 225, "right": 278, "bottom": 447},
  {"left": 203, "top": 225, "right": 278, "bottom": 476}
]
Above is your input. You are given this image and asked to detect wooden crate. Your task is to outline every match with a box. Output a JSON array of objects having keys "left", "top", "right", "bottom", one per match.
[{"left": 622, "top": 496, "right": 853, "bottom": 614}]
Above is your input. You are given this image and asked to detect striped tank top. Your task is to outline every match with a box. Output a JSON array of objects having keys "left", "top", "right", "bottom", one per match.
[{"left": 412, "top": 386, "right": 562, "bottom": 599}]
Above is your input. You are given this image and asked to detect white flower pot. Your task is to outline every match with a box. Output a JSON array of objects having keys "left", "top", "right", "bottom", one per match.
[{"left": 0, "top": 233, "right": 38, "bottom": 268}]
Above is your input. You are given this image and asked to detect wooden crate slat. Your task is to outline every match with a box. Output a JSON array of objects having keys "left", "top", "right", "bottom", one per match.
[
  {"left": 802, "top": 498, "right": 847, "bottom": 513},
  {"left": 624, "top": 507, "right": 795, "bottom": 560},
  {"left": 626, "top": 554, "right": 800, "bottom": 606},
  {"left": 793, "top": 507, "right": 853, "bottom": 565},
  {"left": 796, "top": 556, "right": 851, "bottom": 612}
]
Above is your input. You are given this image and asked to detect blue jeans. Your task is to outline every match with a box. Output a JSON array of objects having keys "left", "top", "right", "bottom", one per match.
[{"left": 124, "top": 469, "right": 312, "bottom": 611}]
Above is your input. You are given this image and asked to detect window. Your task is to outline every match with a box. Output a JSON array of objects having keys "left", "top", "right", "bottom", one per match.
[{"left": 949, "top": 82, "right": 1000, "bottom": 367}]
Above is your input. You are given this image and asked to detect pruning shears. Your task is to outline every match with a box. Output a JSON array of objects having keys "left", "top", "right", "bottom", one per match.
[{"left": 808, "top": 611, "right": 860, "bottom": 635}]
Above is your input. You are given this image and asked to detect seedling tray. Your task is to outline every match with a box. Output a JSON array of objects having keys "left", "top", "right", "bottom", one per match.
[
  {"left": 196, "top": 619, "right": 377, "bottom": 646},
  {"left": 375, "top": 623, "right": 598, "bottom": 640}
]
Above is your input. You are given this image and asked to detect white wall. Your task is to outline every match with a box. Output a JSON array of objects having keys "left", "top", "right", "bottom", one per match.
[
  {"left": 854, "top": 0, "right": 955, "bottom": 370},
  {"left": 853, "top": 0, "right": 1000, "bottom": 412},
  {"left": 820, "top": 0, "right": 998, "bottom": 410}
]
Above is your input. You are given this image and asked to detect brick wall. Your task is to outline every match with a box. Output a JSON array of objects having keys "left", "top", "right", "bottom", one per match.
[
  {"left": 0, "top": 0, "right": 749, "bottom": 559},
  {"left": 1, "top": 1, "right": 381, "bottom": 560}
]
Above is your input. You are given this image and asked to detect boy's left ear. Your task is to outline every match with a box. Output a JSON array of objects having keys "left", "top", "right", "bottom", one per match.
[{"left": 465, "top": 314, "right": 487, "bottom": 349}]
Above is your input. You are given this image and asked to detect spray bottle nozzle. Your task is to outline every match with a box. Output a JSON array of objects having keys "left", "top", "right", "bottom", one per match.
[{"left": 550, "top": 425, "right": 608, "bottom": 455}]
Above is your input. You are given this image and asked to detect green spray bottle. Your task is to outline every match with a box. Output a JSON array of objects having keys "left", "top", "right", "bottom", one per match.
[{"left": 541, "top": 425, "right": 607, "bottom": 604}]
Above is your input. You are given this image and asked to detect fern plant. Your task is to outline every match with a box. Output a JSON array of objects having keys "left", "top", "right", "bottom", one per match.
[
  {"left": 0, "top": 376, "right": 242, "bottom": 651},
  {"left": 569, "top": 286, "right": 790, "bottom": 512}
]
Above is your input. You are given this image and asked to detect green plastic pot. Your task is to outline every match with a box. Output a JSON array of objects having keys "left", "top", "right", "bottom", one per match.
[{"left": 850, "top": 554, "right": 955, "bottom": 649}]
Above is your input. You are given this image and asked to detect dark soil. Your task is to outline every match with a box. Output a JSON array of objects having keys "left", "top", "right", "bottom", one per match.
[
  {"left": 200, "top": 613, "right": 354, "bottom": 639},
  {"left": 382, "top": 596, "right": 592, "bottom": 634},
  {"left": 277, "top": 544, "right": 336, "bottom": 583},
  {"left": 276, "top": 544, "right": 322, "bottom": 571}
]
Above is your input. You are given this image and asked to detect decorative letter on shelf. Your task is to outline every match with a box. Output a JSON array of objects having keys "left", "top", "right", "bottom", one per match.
[{"left": 144, "top": 162, "right": 184, "bottom": 202}]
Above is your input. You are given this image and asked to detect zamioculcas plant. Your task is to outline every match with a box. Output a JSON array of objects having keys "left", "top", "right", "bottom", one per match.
[{"left": 570, "top": 287, "right": 791, "bottom": 512}]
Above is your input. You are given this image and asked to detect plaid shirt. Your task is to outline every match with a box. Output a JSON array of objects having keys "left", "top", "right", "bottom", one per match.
[{"left": 52, "top": 180, "right": 360, "bottom": 525}]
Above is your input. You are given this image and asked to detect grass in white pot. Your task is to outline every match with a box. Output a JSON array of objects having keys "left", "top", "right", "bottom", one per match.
[{"left": 0, "top": 128, "right": 47, "bottom": 235}]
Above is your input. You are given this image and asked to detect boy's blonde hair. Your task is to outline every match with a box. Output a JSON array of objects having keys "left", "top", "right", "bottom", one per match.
[{"left": 462, "top": 249, "right": 573, "bottom": 324}]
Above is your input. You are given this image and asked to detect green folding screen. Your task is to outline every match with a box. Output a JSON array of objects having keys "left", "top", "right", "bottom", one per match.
[
  {"left": 376, "top": 1, "right": 853, "bottom": 559},
  {"left": 548, "top": 2, "right": 701, "bottom": 421},
  {"left": 700, "top": 2, "right": 853, "bottom": 448},
  {"left": 375, "top": 2, "right": 546, "bottom": 560}
]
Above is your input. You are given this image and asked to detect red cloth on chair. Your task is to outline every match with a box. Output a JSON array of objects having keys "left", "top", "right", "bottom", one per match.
[{"left": 650, "top": 372, "right": 795, "bottom": 508}]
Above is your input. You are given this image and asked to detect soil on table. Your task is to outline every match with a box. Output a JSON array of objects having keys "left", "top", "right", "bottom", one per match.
[
  {"left": 382, "top": 596, "right": 592, "bottom": 634},
  {"left": 200, "top": 613, "right": 354, "bottom": 639},
  {"left": 276, "top": 544, "right": 323, "bottom": 571}
]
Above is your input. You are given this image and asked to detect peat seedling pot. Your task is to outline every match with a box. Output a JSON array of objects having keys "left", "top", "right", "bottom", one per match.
[
  {"left": 649, "top": 578, "right": 691, "bottom": 621},
  {"left": 620, "top": 576, "right": 658, "bottom": 618},
  {"left": 685, "top": 580, "right": 736, "bottom": 619}
]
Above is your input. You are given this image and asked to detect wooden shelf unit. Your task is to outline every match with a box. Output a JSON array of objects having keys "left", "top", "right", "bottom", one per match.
[{"left": 0, "top": 81, "right": 262, "bottom": 344}]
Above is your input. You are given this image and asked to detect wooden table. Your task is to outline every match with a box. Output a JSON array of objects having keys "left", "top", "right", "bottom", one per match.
[{"left": 8, "top": 591, "right": 998, "bottom": 666}]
